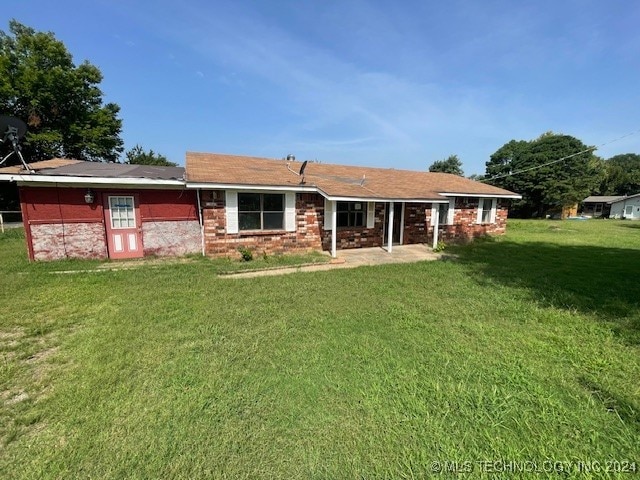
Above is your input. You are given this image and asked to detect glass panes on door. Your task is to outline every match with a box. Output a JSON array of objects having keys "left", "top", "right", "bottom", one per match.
[{"left": 109, "top": 196, "right": 136, "bottom": 228}]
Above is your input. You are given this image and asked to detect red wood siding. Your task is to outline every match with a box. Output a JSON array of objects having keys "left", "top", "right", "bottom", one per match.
[
  {"left": 20, "top": 187, "right": 197, "bottom": 223},
  {"left": 21, "top": 186, "right": 103, "bottom": 222},
  {"left": 138, "top": 190, "right": 198, "bottom": 221},
  {"left": 19, "top": 186, "right": 200, "bottom": 261}
]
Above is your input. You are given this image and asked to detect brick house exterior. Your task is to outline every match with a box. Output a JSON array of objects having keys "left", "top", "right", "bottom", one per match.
[
  {"left": 1, "top": 154, "right": 520, "bottom": 261},
  {"left": 197, "top": 189, "right": 513, "bottom": 259},
  {"left": 201, "top": 190, "right": 324, "bottom": 256}
]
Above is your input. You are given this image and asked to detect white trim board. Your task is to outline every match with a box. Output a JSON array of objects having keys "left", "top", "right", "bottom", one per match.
[
  {"left": 186, "top": 182, "right": 317, "bottom": 192},
  {"left": 439, "top": 192, "right": 521, "bottom": 199},
  {"left": 323, "top": 195, "right": 448, "bottom": 203},
  {"left": 4, "top": 174, "right": 184, "bottom": 187},
  {"left": 187, "top": 183, "right": 450, "bottom": 203}
]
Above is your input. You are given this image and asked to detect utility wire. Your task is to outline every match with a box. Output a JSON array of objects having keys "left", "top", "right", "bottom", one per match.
[{"left": 480, "top": 128, "right": 640, "bottom": 183}]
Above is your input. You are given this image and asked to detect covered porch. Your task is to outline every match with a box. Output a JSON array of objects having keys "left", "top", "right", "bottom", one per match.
[{"left": 324, "top": 199, "right": 445, "bottom": 258}]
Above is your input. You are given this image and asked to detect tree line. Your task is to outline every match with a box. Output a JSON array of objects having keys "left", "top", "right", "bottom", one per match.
[
  {"left": 0, "top": 20, "right": 174, "bottom": 166},
  {"left": 2, "top": 21, "right": 638, "bottom": 216},
  {"left": 429, "top": 134, "right": 640, "bottom": 218}
]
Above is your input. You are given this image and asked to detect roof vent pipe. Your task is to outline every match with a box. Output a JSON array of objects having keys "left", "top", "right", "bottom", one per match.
[{"left": 286, "top": 154, "right": 295, "bottom": 161}]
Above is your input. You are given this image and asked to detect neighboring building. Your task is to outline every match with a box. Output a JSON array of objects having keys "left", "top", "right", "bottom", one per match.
[
  {"left": 186, "top": 153, "right": 520, "bottom": 259},
  {"left": 546, "top": 203, "right": 578, "bottom": 219},
  {"left": 581, "top": 195, "right": 625, "bottom": 218},
  {"left": 1, "top": 153, "right": 521, "bottom": 261},
  {"left": 609, "top": 193, "right": 640, "bottom": 220},
  {"left": 0, "top": 161, "right": 200, "bottom": 261}
]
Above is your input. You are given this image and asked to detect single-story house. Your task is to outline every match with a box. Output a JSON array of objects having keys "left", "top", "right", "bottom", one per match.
[
  {"left": 185, "top": 153, "right": 520, "bottom": 258},
  {"left": 581, "top": 195, "right": 625, "bottom": 218},
  {"left": 0, "top": 153, "right": 521, "bottom": 261},
  {"left": 609, "top": 193, "right": 640, "bottom": 220}
]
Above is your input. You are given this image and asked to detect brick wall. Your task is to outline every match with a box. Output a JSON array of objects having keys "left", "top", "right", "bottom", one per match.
[
  {"left": 320, "top": 202, "right": 385, "bottom": 250},
  {"left": 201, "top": 191, "right": 323, "bottom": 258},
  {"left": 426, "top": 198, "right": 509, "bottom": 243},
  {"left": 201, "top": 191, "right": 511, "bottom": 257},
  {"left": 30, "top": 222, "right": 107, "bottom": 261},
  {"left": 142, "top": 220, "right": 201, "bottom": 256},
  {"left": 403, "top": 203, "right": 430, "bottom": 244}
]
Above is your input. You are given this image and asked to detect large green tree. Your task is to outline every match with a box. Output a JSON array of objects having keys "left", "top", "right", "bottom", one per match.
[
  {"left": 125, "top": 145, "right": 177, "bottom": 166},
  {"left": 428, "top": 154, "right": 464, "bottom": 176},
  {"left": 0, "top": 20, "right": 123, "bottom": 162},
  {"left": 600, "top": 153, "right": 640, "bottom": 196},
  {"left": 485, "top": 132, "right": 604, "bottom": 217}
]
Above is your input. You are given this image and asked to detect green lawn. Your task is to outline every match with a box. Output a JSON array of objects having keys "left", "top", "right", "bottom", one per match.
[{"left": 1, "top": 220, "right": 639, "bottom": 478}]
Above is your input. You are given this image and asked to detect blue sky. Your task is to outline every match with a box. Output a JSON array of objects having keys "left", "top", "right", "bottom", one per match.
[{"left": 6, "top": 0, "right": 640, "bottom": 174}]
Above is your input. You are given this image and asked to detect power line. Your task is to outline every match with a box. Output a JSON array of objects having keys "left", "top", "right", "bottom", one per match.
[{"left": 480, "top": 128, "right": 640, "bottom": 183}]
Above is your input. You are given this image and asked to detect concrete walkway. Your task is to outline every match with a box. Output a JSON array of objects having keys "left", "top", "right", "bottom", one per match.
[{"left": 221, "top": 244, "right": 441, "bottom": 279}]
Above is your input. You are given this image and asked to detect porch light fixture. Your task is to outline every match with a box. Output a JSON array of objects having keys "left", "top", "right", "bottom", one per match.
[{"left": 84, "top": 189, "right": 95, "bottom": 204}]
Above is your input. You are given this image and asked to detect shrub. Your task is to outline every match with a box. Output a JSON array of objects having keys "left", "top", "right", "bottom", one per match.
[
  {"left": 433, "top": 241, "right": 446, "bottom": 252},
  {"left": 238, "top": 247, "right": 253, "bottom": 262}
]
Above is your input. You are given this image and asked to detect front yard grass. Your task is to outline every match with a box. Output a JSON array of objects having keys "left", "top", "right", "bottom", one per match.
[{"left": 0, "top": 220, "right": 638, "bottom": 478}]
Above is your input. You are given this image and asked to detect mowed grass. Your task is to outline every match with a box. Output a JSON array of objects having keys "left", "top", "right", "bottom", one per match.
[{"left": 0, "top": 220, "right": 639, "bottom": 478}]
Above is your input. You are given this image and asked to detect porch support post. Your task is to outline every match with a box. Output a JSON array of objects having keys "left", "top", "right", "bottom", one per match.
[
  {"left": 387, "top": 201, "right": 394, "bottom": 253},
  {"left": 432, "top": 207, "right": 439, "bottom": 249},
  {"left": 196, "top": 189, "right": 205, "bottom": 256},
  {"left": 331, "top": 201, "right": 337, "bottom": 258}
]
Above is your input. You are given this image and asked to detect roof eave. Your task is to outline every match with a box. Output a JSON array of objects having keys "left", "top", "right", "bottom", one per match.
[
  {"left": 1, "top": 174, "right": 185, "bottom": 187},
  {"left": 321, "top": 194, "right": 448, "bottom": 203},
  {"left": 438, "top": 192, "right": 522, "bottom": 199},
  {"left": 185, "top": 181, "right": 317, "bottom": 192}
]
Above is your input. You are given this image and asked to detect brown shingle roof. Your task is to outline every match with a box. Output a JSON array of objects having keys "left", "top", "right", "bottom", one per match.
[
  {"left": 186, "top": 152, "right": 519, "bottom": 200},
  {"left": 0, "top": 158, "right": 82, "bottom": 174}
]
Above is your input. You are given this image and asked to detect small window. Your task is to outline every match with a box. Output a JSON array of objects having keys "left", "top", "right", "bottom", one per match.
[
  {"left": 238, "top": 193, "right": 284, "bottom": 230},
  {"left": 438, "top": 203, "right": 449, "bottom": 225},
  {"left": 480, "top": 198, "right": 493, "bottom": 224},
  {"left": 337, "top": 202, "right": 365, "bottom": 227}
]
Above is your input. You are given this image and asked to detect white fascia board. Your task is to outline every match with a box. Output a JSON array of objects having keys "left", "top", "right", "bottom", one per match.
[
  {"left": 185, "top": 181, "right": 450, "bottom": 203},
  {"left": 438, "top": 192, "right": 522, "bottom": 199},
  {"left": 4, "top": 174, "right": 185, "bottom": 187},
  {"left": 322, "top": 194, "right": 448, "bottom": 203},
  {"left": 185, "top": 182, "right": 317, "bottom": 192}
]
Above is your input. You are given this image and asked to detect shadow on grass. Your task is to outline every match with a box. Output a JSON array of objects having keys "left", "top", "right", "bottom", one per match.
[
  {"left": 617, "top": 223, "right": 640, "bottom": 229},
  {"left": 452, "top": 238, "right": 640, "bottom": 345}
]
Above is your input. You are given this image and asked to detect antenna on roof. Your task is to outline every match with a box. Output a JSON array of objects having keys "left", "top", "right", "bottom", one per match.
[
  {"left": 0, "top": 115, "right": 32, "bottom": 172},
  {"left": 299, "top": 160, "right": 308, "bottom": 184},
  {"left": 360, "top": 174, "right": 366, "bottom": 186}
]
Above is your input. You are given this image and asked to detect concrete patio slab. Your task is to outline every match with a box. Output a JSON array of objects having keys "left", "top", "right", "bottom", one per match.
[{"left": 221, "top": 244, "right": 441, "bottom": 279}]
